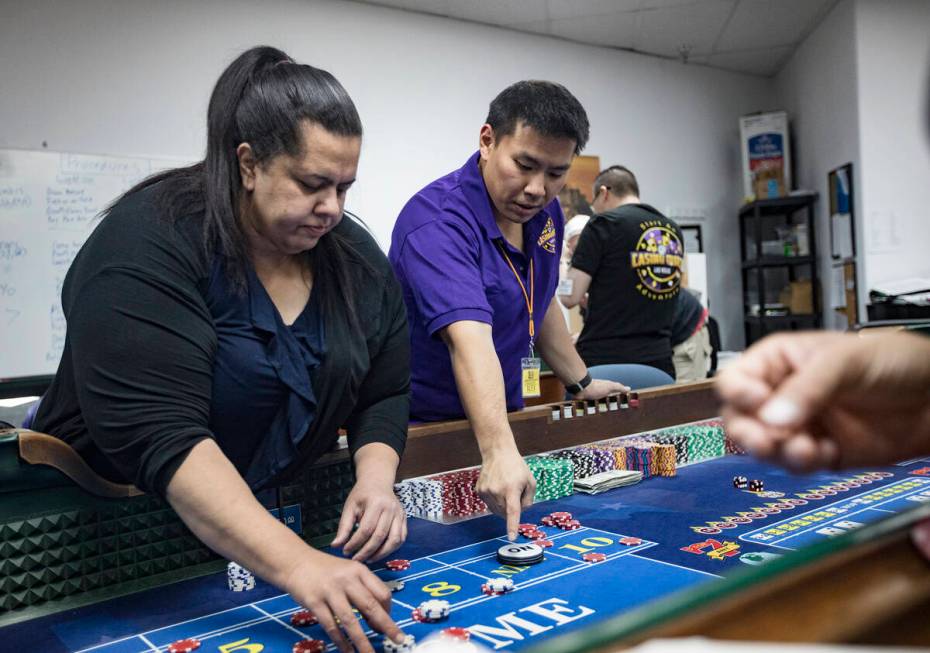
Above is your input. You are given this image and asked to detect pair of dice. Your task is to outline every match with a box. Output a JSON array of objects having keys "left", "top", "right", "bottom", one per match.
[{"left": 733, "top": 475, "right": 763, "bottom": 491}]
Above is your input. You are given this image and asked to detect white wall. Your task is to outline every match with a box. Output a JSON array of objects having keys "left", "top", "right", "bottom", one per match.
[
  {"left": 0, "top": 0, "right": 775, "bottom": 349},
  {"left": 855, "top": 0, "right": 930, "bottom": 289},
  {"left": 775, "top": 0, "right": 861, "bottom": 328},
  {"left": 775, "top": 0, "right": 930, "bottom": 324}
]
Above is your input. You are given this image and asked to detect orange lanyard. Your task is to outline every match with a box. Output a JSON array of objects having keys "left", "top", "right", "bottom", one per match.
[{"left": 495, "top": 241, "right": 535, "bottom": 343}]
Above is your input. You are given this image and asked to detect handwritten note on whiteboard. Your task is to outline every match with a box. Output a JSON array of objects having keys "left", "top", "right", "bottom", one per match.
[{"left": 0, "top": 149, "right": 191, "bottom": 380}]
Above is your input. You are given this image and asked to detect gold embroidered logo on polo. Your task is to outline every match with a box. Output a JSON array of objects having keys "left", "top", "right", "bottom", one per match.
[{"left": 537, "top": 216, "right": 557, "bottom": 254}]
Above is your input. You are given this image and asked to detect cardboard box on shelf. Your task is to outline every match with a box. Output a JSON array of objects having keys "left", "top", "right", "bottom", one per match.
[
  {"left": 740, "top": 111, "right": 792, "bottom": 201},
  {"left": 778, "top": 279, "right": 813, "bottom": 314}
]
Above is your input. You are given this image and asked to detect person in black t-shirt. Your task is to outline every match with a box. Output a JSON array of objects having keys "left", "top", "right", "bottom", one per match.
[
  {"left": 559, "top": 165, "right": 683, "bottom": 378},
  {"left": 32, "top": 47, "right": 408, "bottom": 652}
]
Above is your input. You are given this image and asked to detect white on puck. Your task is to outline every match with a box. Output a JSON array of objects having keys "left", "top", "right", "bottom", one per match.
[{"left": 497, "top": 542, "right": 544, "bottom": 562}]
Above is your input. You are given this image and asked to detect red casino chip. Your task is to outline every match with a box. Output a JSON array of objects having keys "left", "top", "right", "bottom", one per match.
[
  {"left": 290, "top": 609, "right": 318, "bottom": 627},
  {"left": 522, "top": 529, "right": 545, "bottom": 539},
  {"left": 167, "top": 639, "right": 201, "bottom": 653},
  {"left": 540, "top": 515, "right": 556, "bottom": 526},
  {"left": 411, "top": 608, "right": 427, "bottom": 622},
  {"left": 549, "top": 511, "right": 572, "bottom": 521},
  {"left": 386, "top": 559, "right": 411, "bottom": 571},
  {"left": 559, "top": 519, "right": 582, "bottom": 530},
  {"left": 535, "top": 539, "right": 553, "bottom": 548},
  {"left": 619, "top": 536, "right": 642, "bottom": 546},
  {"left": 292, "top": 639, "right": 325, "bottom": 653},
  {"left": 582, "top": 552, "right": 607, "bottom": 563},
  {"left": 441, "top": 627, "right": 471, "bottom": 641},
  {"left": 518, "top": 523, "right": 537, "bottom": 531}
]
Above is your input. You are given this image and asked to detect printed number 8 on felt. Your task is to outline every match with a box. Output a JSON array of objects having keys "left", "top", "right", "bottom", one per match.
[
  {"left": 422, "top": 581, "right": 461, "bottom": 597},
  {"left": 559, "top": 536, "right": 614, "bottom": 555}
]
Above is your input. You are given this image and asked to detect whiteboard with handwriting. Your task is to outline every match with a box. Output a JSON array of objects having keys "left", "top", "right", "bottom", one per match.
[{"left": 0, "top": 149, "right": 191, "bottom": 380}]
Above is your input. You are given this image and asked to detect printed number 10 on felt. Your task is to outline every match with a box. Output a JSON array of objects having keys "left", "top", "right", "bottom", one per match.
[{"left": 559, "top": 536, "right": 614, "bottom": 554}]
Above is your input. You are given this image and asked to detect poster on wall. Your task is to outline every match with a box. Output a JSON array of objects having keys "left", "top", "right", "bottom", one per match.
[{"left": 558, "top": 154, "right": 600, "bottom": 220}]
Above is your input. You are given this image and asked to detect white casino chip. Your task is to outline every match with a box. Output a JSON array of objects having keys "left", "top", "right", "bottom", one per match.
[
  {"left": 418, "top": 599, "right": 451, "bottom": 619},
  {"left": 485, "top": 577, "right": 514, "bottom": 592},
  {"left": 383, "top": 633, "right": 416, "bottom": 653}
]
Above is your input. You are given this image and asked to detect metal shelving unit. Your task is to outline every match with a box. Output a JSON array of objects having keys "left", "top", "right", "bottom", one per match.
[{"left": 739, "top": 194, "right": 820, "bottom": 346}]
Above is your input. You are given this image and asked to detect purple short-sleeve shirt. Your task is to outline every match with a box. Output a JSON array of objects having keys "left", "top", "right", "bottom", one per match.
[{"left": 389, "top": 152, "right": 564, "bottom": 422}]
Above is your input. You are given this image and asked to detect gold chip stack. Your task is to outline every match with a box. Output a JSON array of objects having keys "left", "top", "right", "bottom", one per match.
[{"left": 651, "top": 443, "right": 677, "bottom": 477}]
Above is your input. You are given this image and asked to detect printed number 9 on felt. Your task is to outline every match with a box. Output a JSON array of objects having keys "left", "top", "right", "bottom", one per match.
[
  {"left": 422, "top": 581, "right": 461, "bottom": 597},
  {"left": 559, "top": 536, "right": 614, "bottom": 554}
]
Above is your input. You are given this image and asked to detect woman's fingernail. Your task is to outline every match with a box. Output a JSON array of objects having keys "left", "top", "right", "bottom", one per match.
[{"left": 760, "top": 398, "right": 800, "bottom": 426}]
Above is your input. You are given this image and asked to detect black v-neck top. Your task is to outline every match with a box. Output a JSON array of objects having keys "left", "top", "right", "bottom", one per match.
[{"left": 34, "top": 184, "right": 410, "bottom": 495}]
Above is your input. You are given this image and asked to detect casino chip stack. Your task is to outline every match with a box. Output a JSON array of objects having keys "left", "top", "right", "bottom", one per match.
[
  {"left": 227, "top": 561, "right": 255, "bottom": 592},
  {"left": 599, "top": 441, "right": 627, "bottom": 470},
  {"left": 292, "top": 639, "right": 326, "bottom": 653},
  {"left": 481, "top": 576, "right": 515, "bottom": 595},
  {"left": 717, "top": 416, "right": 746, "bottom": 455},
  {"left": 383, "top": 634, "right": 416, "bottom": 653},
  {"left": 386, "top": 558, "right": 411, "bottom": 572},
  {"left": 550, "top": 448, "right": 609, "bottom": 480},
  {"left": 394, "top": 477, "right": 443, "bottom": 521},
  {"left": 577, "top": 445, "right": 618, "bottom": 474},
  {"left": 624, "top": 443, "right": 653, "bottom": 478},
  {"left": 526, "top": 455, "right": 574, "bottom": 501},
  {"left": 394, "top": 468, "right": 490, "bottom": 522},
  {"left": 167, "top": 639, "right": 201, "bottom": 653},
  {"left": 291, "top": 609, "right": 318, "bottom": 627},
  {"left": 413, "top": 599, "right": 452, "bottom": 622},
  {"left": 430, "top": 468, "right": 487, "bottom": 518},
  {"left": 684, "top": 423, "right": 726, "bottom": 463},
  {"left": 648, "top": 432, "right": 689, "bottom": 466},
  {"left": 652, "top": 443, "right": 677, "bottom": 476}
]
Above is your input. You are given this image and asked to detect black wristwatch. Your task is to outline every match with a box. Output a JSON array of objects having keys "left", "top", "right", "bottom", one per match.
[{"left": 565, "top": 372, "right": 592, "bottom": 396}]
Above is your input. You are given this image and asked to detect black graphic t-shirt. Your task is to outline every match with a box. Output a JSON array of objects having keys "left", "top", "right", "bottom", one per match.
[{"left": 570, "top": 203, "right": 683, "bottom": 367}]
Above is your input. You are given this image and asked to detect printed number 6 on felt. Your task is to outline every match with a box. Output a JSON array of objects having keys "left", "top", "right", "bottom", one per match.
[{"left": 422, "top": 581, "right": 461, "bottom": 597}]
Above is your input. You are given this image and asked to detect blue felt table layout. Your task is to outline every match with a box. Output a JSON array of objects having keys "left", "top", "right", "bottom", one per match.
[{"left": 7, "top": 453, "right": 930, "bottom": 652}]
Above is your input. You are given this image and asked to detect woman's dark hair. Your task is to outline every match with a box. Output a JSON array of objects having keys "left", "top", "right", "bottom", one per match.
[
  {"left": 111, "top": 46, "right": 367, "bottom": 327},
  {"left": 485, "top": 80, "right": 590, "bottom": 155}
]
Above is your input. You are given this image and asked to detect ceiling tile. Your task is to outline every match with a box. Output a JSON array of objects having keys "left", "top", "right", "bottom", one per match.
[
  {"left": 547, "top": 0, "right": 641, "bottom": 21},
  {"left": 548, "top": 11, "right": 640, "bottom": 50},
  {"left": 715, "top": 0, "right": 836, "bottom": 51},
  {"left": 446, "top": 0, "right": 550, "bottom": 26},
  {"left": 634, "top": 0, "right": 736, "bottom": 57},
  {"left": 706, "top": 44, "right": 794, "bottom": 76}
]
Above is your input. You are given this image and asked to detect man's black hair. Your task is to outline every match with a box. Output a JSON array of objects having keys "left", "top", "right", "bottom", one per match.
[
  {"left": 485, "top": 80, "right": 590, "bottom": 155},
  {"left": 594, "top": 165, "right": 640, "bottom": 199}
]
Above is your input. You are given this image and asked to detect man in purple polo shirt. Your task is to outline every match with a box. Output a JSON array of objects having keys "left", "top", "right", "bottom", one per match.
[{"left": 389, "top": 81, "right": 628, "bottom": 540}]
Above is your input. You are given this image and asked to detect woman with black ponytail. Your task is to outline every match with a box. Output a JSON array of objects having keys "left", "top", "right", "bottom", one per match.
[{"left": 34, "top": 46, "right": 409, "bottom": 652}]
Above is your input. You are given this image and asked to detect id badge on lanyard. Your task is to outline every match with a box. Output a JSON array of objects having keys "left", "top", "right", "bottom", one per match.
[{"left": 521, "top": 354, "right": 541, "bottom": 398}]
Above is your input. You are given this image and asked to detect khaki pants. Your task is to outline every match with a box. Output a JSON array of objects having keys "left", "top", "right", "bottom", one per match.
[{"left": 672, "top": 324, "right": 712, "bottom": 383}]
